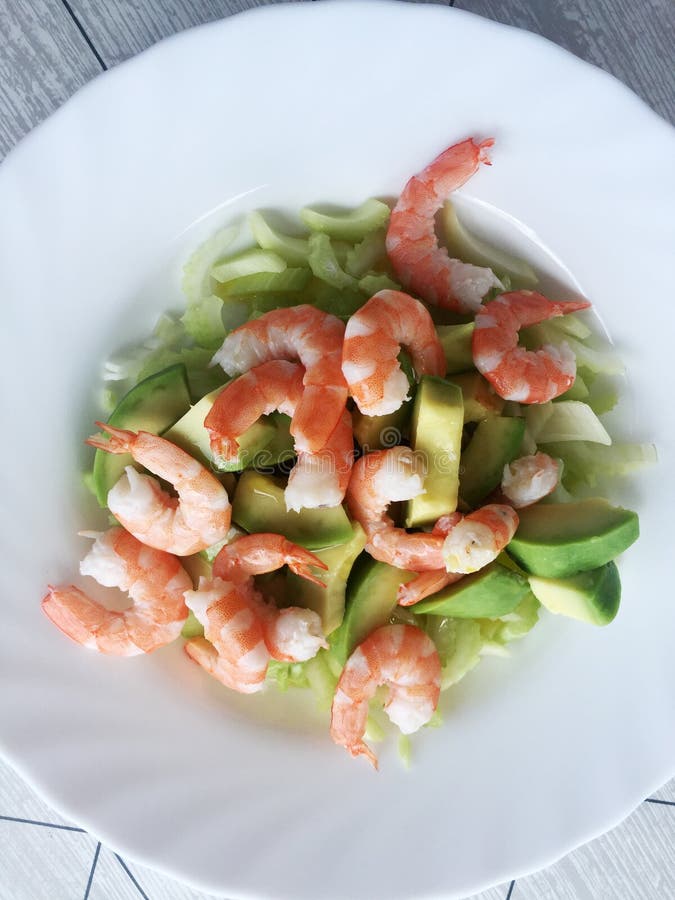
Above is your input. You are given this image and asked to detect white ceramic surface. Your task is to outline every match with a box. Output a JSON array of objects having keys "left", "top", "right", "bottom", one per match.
[{"left": 1, "top": 3, "right": 674, "bottom": 899}]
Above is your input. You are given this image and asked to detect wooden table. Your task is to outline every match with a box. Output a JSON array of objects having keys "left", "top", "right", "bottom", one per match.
[{"left": 1, "top": 2, "right": 673, "bottom": 898}]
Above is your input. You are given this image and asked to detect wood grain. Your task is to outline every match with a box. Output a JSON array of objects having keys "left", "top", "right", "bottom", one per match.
[
  {"left": 0, "top": 0, "right": 102, "bottom": 158},
  {"left": 456, "top": 0, "right": 675, "bottom": 124}
]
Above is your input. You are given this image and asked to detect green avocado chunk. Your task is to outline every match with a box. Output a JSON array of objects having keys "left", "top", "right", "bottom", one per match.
[
  {"left": 286, "top": 523, "right": 367, "bottom": 635},
  {"left": 92, "top": 364, "right": 192, "bottom": 507},
  {"left": 413, "top": 562, "right": 532, "bottom": 618},
  {"left": 459, "top": 415, "right": 526, "bottom": 508},
  {"left": 405, "top": 376, "right": 464, "bottom": 528},
  {"left": 529, "top": 561, "right": 621, "bottom": 625},
  {"left": 506, "top": 499, "right": 639, "bottom": 577},
  {"left": 232, "top": 470, "right": 353, "bottom": 550},
  {"left": 329, "top": 558, "right": 415, "bottom": 664},
  {"left": 436, "top": 322, "right": 475, "bottom": 375}
]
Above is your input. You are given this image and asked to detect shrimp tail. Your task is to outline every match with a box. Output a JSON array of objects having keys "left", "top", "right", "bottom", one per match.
[
  {"left": 85, "top": 421, "right": 136, "bottom": 454},
  {"left": 397, "top": 570, "right": 462, "bottom": 607},
  {"left": 284, "top": 543, "right": 329, "bottom": 587},
  {"left": 477, "top": 137, "right": 494, "bottom": 165}
]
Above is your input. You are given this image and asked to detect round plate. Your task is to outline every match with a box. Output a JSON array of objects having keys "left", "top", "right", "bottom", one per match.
[{"left": 1, "top": 3, "right": 674, "bottom": 898}]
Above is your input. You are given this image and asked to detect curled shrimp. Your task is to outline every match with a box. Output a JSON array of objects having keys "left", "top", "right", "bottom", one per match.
[
  {"left": 86, "top": 425, "right": 232, "bottom": 556},
  {"left": 211, "top": 305, "right": 348, "bottom": 453},
  {"left": 472, "top": 291, "right": 591, "bottom": 403},
  {"left": 345, "top": 447, "right": 447, "bottom": 571},
  {"left": 442, "top": 504, "right": 519, "bottom": 574},
  {"left": 204, "top": 360, "right": 354, "bottom": 511},
  {"left": 330, "top": 623, "right": 441, "bottom": 768},
  {"left": 184, "top": 535, "right": 328, "bottom": 694},
  {"left": 386, "top": 137, "right": 502, "bottom": 313},
  {"left": 341, "top": 290, "right": 445, "bottom": 416},
  {"left": 42, "top": 527, "right": 190, "bottom": 655},
  {"left": 396, "top": 514, "right": 463, "bottom": 607},
  {"left": 501, "top": 452, "right": 559, "bottom": 508}
]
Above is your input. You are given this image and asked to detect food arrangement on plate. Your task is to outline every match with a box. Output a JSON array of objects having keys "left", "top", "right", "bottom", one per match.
[{"left": 42, "top": 136, "right": 653, "bottom": 769}]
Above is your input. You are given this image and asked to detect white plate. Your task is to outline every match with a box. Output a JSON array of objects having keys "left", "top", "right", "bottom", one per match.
[{"left": 1, "top": 3, "right": 674, "bottom": 898}]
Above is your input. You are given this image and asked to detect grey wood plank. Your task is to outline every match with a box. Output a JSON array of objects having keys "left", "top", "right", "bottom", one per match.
[
  {"left": 0, "top": 0, "right": 102, "bottom": 159},
  {"left": 456, "top": 0, "right": 675, "bottom": 124}
]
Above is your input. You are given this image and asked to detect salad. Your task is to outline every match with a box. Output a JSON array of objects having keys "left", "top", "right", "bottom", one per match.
[{"left": 42, "top": 136, "right": 653, "bottom": 769}]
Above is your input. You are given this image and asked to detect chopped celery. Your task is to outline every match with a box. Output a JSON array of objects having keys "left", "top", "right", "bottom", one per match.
[
  {"left": 358, "top": 273, "right": 400, "bottom": 295},
  {"left": 525, "top": 323, "right": 624, "bottom": 376},
  {"left": 182, "top": 224, "right": 239, "bottom": 305},
  {"left": 398, "top": 734, "right": 412, "bottom": 769},
  {"left": 307, "top": 233, "right": 359, "bottom": 290},
  {"left": 581, "top": 371, "right": 619, "bottom": 415},
  {"left": 525, "top": 401, "right": 612, "bottom": 445},
  {"left": 248, "top": 211, "right": 310, "bottom": 266},
  {"left": 438, "top": 619, "right": 483, "bottom": 689},
  {"left": 308, "top": 282, "right": 365, "bottom": 319},
  {"left": 211, "top": 248, "right": 287, "bottom": 284},
  {"left": 303, "top": 651, "right": 339, "bottom": 710},
  {"left": 442, "top": 201, "right": 538, "bottom": 288},
  {"left": 345, "top": 229, "right": 387, "bottom": 277},
  {"left": 542, "top": 440, "right": 657, "bottom": 489},
  {"left": 266, "top": 659, "right": 311, "bottom": 692},
  {"left": 181, "top": 610, "right": 204, "bottom": 639},
  {"left": 480, "top": 592, "right": 540, "bottom": 644},
  {"left": 555, "top": 374, "right": 590, "bottom": 402},
  {"left": 181, "top": 294, "right": 226, "bottom": 347},
  {"left": 300, "top": 198, "right": 390, "bottom": 241},
  {"left": 547, "top": 314, "right": 592, "bottom": 341},
  {"left": 213, "top": 268, "right": 311, "bottom": 297}
]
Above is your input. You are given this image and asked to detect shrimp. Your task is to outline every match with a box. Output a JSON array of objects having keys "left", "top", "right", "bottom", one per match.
[
  {"left": 345, "top": 447, "right": 447, "bottom": 571},
  {"left": 184, "top": 535, "right": 328, "bottom": 693},
  {"left": 442, "top": 504, "right": 519, "bottom": 574},
  {"left": 386, "top": 137, "right": 502, "bottom": 313},
  {"left": 211, "top": 305, "right": 348, "bottom": 453},
  {"left": 396, "top": 514, "right": 463, "bottom": 606},
  {"left": 472, "top": 291, "right": 591, "bottom": 403},
  {"left": 205, "top": 361, "right": 354, "bottom": 512},
  {"left": 86, "top": 425, "right": 232, "bottom": 556},
  {"left": 341, "top": 290, "right": 445, "bottom": 416},
  {"left": 330, "top": 624, "right": 441, "bottom": 768},
  {"left": 42, "top": 527, "right": 190, "bottom": 655},
  {"left": 501, "top": 452, "right": 559, "bottom": 508}
]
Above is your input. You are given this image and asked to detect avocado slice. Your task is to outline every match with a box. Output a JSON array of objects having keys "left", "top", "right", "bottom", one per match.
[
  {"left": 92, "top": 364, "right": 192, "bottom": 507},
  {"left": 232, "top": 470, "right": 353, "bottom": 550},
  {"left": 405, "top": 376, "right": 464, "bottom": 528},
  {"left": 436, "top": 322, "right": 475, "bottom": 375},
  {"left": 330, "top": 557, "right": 416, "bottom": 664},
  {"left": 459, "top": 415, "right": 526, "bottom": 509},
  {"left": 450, "top": 372, "right": 505, "bottom": 423},
  {"left": 286, "top": 523, "right": 367, "bottom": 635},
  {"left": 413, "top": 562, "right": 531, "bottom": 618},
  {"left": 529, "top": 561, "right": 621, "bottom": 625},
  {"left": 507, "top": 499, "right": 639, "bottom": 577}
]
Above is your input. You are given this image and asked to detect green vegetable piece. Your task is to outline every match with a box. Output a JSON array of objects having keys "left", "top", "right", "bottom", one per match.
[
  {"left": 181, "top": 611, "right": 205, "bottom": 639},
  {"left": 441, "top": 200, "right": 538, "bottom": 288},
  {"left": 436, "top": 322, "right": 475, "bottom": 375},
  {"left": 307, "top": 233, "right": 359, "bottom": 290},
  {"left": 525, "top": 401, "right": 611, "bottom": 446},
  {"left": 248, "top": 211, "right": 310, "bottom": 266},
  {"left": 309, "top": 284, "right": 366, "bottom": 319},
  {"left": 300, "top": 198, "right": 390, "bottom": 241},
  {"left": 543, "top": 440, "right": 657, "bottom": 490},
  {"left": 358, "top": 273, "right": 400, "bottom": 296},
  {"left": 345, "top": 230, "right": 387, "bottom": 277},
  {"left": 413, "top": 562, "right": 531, "bottom": 618},
  {"left": 211, "top": 248, "right": 287, "bottom": 283},
  {"left": 181, "top": 294, "right": 226, "bottom": 347},
  {"left": 182, "top": 224, "right": 239, "bottom": 305},
  {"left": 459, "top": 415, "right": 526, "bottom": 509},
  {"left": 450, "top": 372, "right": 505, "bottom": 423},
  {"left": 92, "top": 364, "right": 192, "bottom": 507},
  {"left": 213, "top": 268, "right": 311, "bottom": 297},
  {"left": 529, "top": 561, "right": 621, "bottom": 626},
  {"left": 232, "top": 470, "right": 353, "bottom": 550},
  {"left": 286, "top": 523, "right": 367, "bottom": 635},
  {"left": 556, "top": 375, "right": 590, "bottom": 402},
  {"left": 506, "top": 498, "right": 639, "bottom": 578},
  {"left": 406, "top": 376, "right": 464, "bottom": 528},
  {"left": 330, "top": 558, "right": 415, "bottom": 664}
]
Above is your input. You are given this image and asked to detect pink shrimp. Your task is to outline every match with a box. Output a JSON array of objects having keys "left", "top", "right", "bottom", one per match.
[
  {"left": 86, "top": 425, "right": 231, "bottom": 556},
  {"left": 42, "top": 527, "right": 190, "bottom": 655},
  {"left": 500, "top": 452, "right": 559, "bottom": 508},
  {"left": 472, "top": 291, "right": 592, "bottom": 403},
  {"left": 345, "top": 447, "right": 447, "bottom": 571},
  {"left": 330, "top": 624, "right": 441, "bottom": 768},
  {"left": 396, "top": 514, "right": 463, "bottom": 607},
  {"left": 184, "top": 535, "right": 328, "bottom": 693},
  {"left": 211, "top": 305, "right": 348, "bottom": 453},
  {"left": 341, "top": 290, "right": 445, "bottom": 416},
  {"left": 386, "top": 137, "right": 502, "bottom": 313},
  {"left": 442, "top": 504, "right": 519, "bottom": 574},
  {"left": 204, "top": 360, "right": 354, "bottom": 511}
]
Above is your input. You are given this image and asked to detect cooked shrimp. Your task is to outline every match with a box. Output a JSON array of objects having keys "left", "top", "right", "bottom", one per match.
[
  {"left": 341, "top": 290, "right": 445, "bottom": 416},
  {"left": 205, "top": 361, "right": 354, "bottom": 511},
  {"left": 184, "top": 535, "right": 328, "bottom": 693},
  {"left": 346, "top": 447, "right": 447, "bottom": 571},
  {"left": 42, "top": 527, "right": 190, "bottom": 656},
  {"left": 442, "top": 504, "right": 519, "bottom": 574},
  {"left": 86, "top": 425, "right": 232, "bottom": 556},
  {"left": 472, "top": 291, "right": 591, "bottom": 403},
  {"left": 330, "top": 624, "right": 441, "bottom": 768},
  {"left": 501, "top": 452, "right": 559, "bottom": 508},
  {"left": 211, "top": 305, "right": 348, "bottom": 453},
  {"left": 397, "top": 514, "right": 463, "bottom": 606},
  {"left": 386, "top": 137, "right": 502, "bottom": 313}
]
